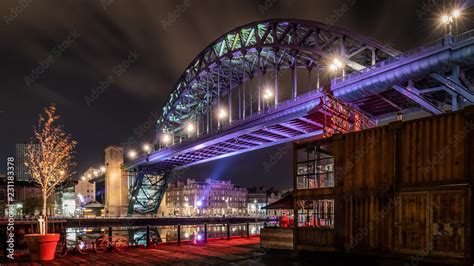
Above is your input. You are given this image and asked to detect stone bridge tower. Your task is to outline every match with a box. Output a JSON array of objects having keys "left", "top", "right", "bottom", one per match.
[{"left": 104, "top": 146, "right": 128, "bottom": 216}]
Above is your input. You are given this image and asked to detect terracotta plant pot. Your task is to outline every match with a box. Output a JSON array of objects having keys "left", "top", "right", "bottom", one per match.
[{"left": 24, "top": 234, "right": 60, "bottom": 261}]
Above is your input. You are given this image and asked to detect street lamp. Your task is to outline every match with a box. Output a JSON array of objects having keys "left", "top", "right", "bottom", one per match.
[
  {"left": 218, "top": 108, "right": 227, "bottom": 119},
  {"left": 329, "top": 57, "right": 345, "bottom": 79},
  {"left": 185, "top": 122, "right": 195, "bottom": 134},
  {"left": 127, "top": 150, "right": 137, "bottom": 160},
  {"left": 100, "top": 166, "right": 106, "bottom": 172},
  {"left": 452, "top": 9, "right": 461, "bottom": 18},
  {"left": 441, "top": 9, "right": 462, "bottom": 35},
  {"left": 329, "top": 58, "right": 344, "bottom": 72},
  {"left": 263, "top": 88, "right": 273, "bottom": 110},
  {"left": 161, "top": 133, "right": 171, "bottom": 146},
  {"left": 217, "top": 108, "right": 227, "bottom": 129},
  {"left": 142, "top": 143, "right": 151, "bottom": 153}
]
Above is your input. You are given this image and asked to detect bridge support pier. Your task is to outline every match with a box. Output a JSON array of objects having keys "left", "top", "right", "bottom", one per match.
[{"left": 104, "top": 146, "right": 128, "bottom": 217}]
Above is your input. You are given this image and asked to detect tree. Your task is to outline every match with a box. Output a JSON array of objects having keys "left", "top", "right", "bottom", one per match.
[{"left": 26, "top": 105, "right": 77, "bottom": 234}]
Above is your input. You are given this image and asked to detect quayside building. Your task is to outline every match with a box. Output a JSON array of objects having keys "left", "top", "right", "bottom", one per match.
[{"left": 263, "top": 106, "right": 474, "bottom": 264}]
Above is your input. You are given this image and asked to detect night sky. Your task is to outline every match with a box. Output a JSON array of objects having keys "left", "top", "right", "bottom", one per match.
[{"left": 1, "top": 0, "right": 473, "bottom": 189}]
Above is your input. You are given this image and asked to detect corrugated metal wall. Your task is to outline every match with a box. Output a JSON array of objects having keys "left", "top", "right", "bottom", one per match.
[{"left": 294, "top": 106, "right": 474, "bottom": 262}]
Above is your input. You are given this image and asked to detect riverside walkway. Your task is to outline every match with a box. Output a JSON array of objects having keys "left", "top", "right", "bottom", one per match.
[{"left": 9, "top": 237, "right": 263, "bottom": 265}]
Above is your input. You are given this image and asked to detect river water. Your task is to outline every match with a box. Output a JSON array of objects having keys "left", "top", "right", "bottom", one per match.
[{"left": 64, "top": 223, "right": 266, "bottom": 246}]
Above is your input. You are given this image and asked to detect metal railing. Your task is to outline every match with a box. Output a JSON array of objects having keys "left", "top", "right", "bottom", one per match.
[
  {"left": 57, "top": 222, "right": 265, "bottom": 248},
  {"left": 331, "top": 29, "right": 474, "bottom": 86}
]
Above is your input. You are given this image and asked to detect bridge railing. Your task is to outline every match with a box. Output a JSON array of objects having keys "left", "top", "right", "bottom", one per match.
[
  {"left": 152, "top": 89, "right": 323, "bottom": 154},
  {"left": 331, "top": 38, "right": 444, "bottom": 85},
  {"left": 51, "top": 221, "right": 268, "bottom": 247},
  {"left": 454, "top": 29, "right": 474, "bottom": 43},
  {"left": 331, "top": 30, "right": 474, "bottom": 86}
]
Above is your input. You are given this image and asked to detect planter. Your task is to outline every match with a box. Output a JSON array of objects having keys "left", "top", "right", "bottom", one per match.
[{"left": 24, "top": 234, "right": 60, "bottom": 261}]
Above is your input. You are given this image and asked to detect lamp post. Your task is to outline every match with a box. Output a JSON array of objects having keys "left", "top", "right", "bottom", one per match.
[
  {"left": 127, "top": 150, "right": 137, "bottom": 160},
  {"left": 441, "top": 9, "right": 461, "bottom": 36},
  {"left": 263, "top": 88, "right": 273, "bottom": 111},
  {"left": 218, "top": 108, "right": 227, "bottom": 129},
  {"left": 185, "top": 121, "right": 195, "bottom": 137},
  {"left": 161, "top": 133, "right": 172, "bottom": 148},
  {"left": 142, "top": 143, "right": 151, "bottom": 154},
  {"left": 329, "top": 57, "right": 345, "bottom": 78}
]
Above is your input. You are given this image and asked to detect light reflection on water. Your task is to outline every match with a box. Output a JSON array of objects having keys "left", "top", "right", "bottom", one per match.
[{"left": 64, "top": 223, "right": 267, "bottom": 246}]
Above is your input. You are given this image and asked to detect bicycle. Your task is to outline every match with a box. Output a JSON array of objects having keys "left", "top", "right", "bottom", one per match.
[
  {"left": 56, "top": 231, "right": 69, "bottom": 257},
  {"left": 76, "top": 235, "right": 95, "bottom": 255},
  {"left": 94, "top": 234, "right": 129, "bottom": 253},
  {"left": 56, "top": 231, "right": 94, "bottom": 257}
]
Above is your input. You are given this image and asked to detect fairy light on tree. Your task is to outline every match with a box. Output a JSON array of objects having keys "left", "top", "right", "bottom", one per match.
[{"left": 26, "top": 105, "right": 77, "bottom": 234}]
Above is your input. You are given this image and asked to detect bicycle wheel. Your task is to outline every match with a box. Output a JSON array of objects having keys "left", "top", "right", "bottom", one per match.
[
  {"left": 56, "top": 241, "right": 68, "bottom": 257},
  {"left": 76, "top": 239, "right": 92, "bottom": 255},
  {"left": 114, "top": 238, "right": 129, "bottom": 251},
  {"left": 94, "top": 237, "right": 109, "bottom": 254}
]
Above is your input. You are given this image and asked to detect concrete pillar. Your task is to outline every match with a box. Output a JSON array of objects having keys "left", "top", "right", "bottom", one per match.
[{"left": 104, "top": 146, "right": 128, "bottom": 217}]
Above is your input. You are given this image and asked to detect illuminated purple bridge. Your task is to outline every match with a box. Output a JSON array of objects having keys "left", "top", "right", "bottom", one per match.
[{"left": 124, "top": 19, "right": 474, "bottom": 214}]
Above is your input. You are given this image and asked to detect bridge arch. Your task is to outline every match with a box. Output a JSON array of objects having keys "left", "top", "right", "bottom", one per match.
[{"left": 156, "top": 19, "right": 399, "bottom": 145}]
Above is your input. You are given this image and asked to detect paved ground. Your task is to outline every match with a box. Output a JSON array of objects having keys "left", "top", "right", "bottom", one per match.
[
  {"left": 4, "top": 237, "right": 264, "bottom": 265},
  {"left": 2, "top": 237, "right": 464, "bottom": 265}
]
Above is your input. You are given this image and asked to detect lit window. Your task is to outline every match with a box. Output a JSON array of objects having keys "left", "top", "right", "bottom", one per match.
[
  {"left": 296, "top": 142, "right": 334, "bottom": 189},
  {"left": 297, "top": 199, "right": 334, "bottom": 228}
]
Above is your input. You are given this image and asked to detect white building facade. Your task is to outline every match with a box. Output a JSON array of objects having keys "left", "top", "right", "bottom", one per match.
[
  {"left": 164, "top": 178, "right": 247, "bottom": 216},
  {"left": 75, "top": 167, "right": 100, "bottom": 207}
]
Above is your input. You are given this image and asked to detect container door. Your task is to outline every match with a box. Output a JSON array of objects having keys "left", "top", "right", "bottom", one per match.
[
  {"left": 395, "top": 192, "right": 429, "bottom": 254},
  {"left": 430, "top": 190, "right": 465, "bottom": 257}
]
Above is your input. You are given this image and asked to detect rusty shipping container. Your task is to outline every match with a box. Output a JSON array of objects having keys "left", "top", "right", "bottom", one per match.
[{"left": 293, "top": 106, "right": 474, "bottom": 264}]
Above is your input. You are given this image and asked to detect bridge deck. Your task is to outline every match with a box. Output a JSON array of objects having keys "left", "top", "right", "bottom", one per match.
[{"left": 11, "top": 237, "right": 262, "bottom": 265}]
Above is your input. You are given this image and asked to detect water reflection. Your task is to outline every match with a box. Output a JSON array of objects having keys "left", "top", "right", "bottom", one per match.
[{"left": 64, "top": 223, "right": 265, "bottom": 246}]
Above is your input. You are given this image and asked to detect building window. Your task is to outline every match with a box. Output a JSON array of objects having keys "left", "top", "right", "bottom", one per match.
[
  {"left": 296, "top": 142, "right": 334, "bottom": 189},
  {"left": 297, "top": 199, "right": 334, "bottom": 228}
]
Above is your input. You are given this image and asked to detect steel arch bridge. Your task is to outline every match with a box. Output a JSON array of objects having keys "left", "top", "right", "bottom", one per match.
[{"left": 124, "top": 19, "right": 474, "bottom": 214}]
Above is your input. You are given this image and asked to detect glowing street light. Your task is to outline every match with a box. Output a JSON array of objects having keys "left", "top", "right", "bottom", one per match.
[
  {"left": 329, "top": 58, "right": 344, "bottom": 72},
  {"left": 161, "top": 133, "right": 171, "bottom": 144},
  {"left": 185, "top": 122, "right": 195, "bottom": 134},
  {"left": 452, "top": 9, "right": 461, "bottom": 18},
  {"left": 59, "top": 170, "right": 65, "bottom": 176},
  {"left": 218, "top": 108, "right": 227, "bottom": 119},
  {"left": 441, "top": 14, "right": 451, "bottom": 24},
  {"left": 142, "top": 143, "right": 151, "bottom": 153},
  {"left": 100, "top": 166, "right": 106, "bottom": 172},
  {"left": 128, "top": 150, "right": 137, "bottom": 159},
  {"left": 263, "top": 88, "right": 274, "bottom": 110},
  {"left": 263, "top": 88, "right": 273, "bottom": 99},
  {"left": 441, "top": 9, "right": 462, "bottom": 35},
  {"left": 81, "top": 176, "right": 86, "bottom": 181},
  {"left": 93, "top": 170, "right": 99, "bottom": 176}
]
